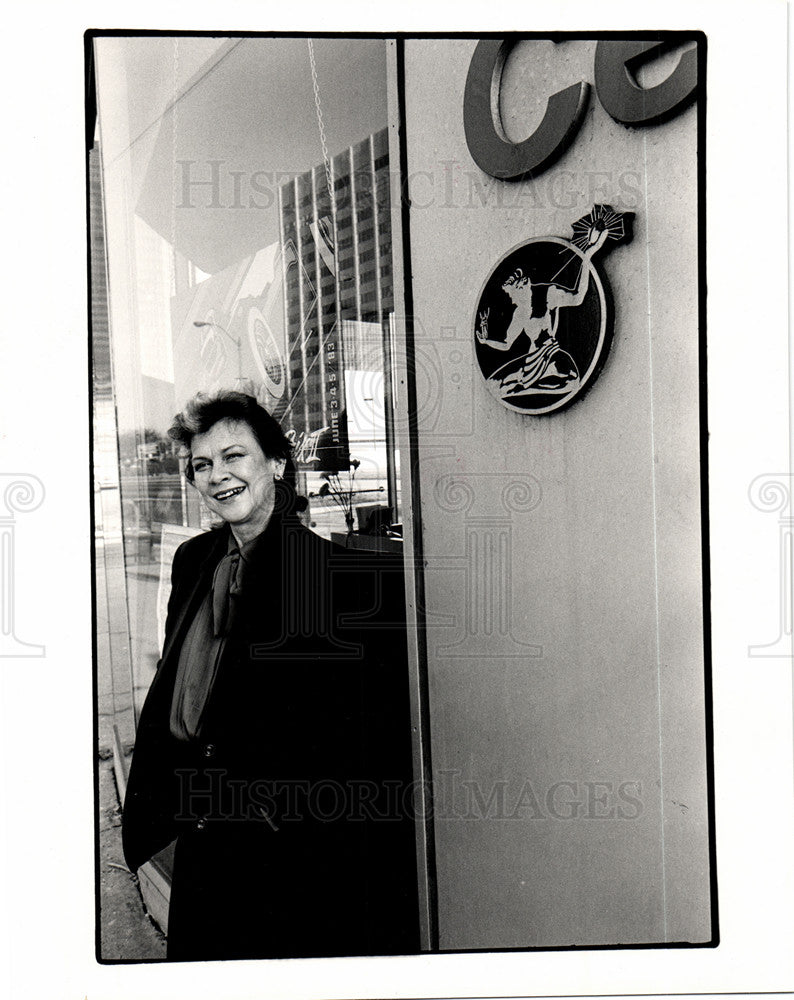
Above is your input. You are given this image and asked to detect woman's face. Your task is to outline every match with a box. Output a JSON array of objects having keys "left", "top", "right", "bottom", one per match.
[{"left": 190, "top": 418, "right": 286, "bottom": 541}]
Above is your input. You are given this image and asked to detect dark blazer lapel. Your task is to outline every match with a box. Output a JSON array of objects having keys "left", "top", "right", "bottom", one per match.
[
  {"left": 239, "top": 516, "right": 362, "bottom": 659},
  {"left": 159, "top": 525, "right": 230, "bottom": 669},
  {"left": 232, "top": 514, "right": 288, "bottom": 644}
]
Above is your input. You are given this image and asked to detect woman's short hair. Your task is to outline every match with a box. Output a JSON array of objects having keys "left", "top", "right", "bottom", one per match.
[{"left": 169, "top": 390, "right": 292, "bottom": 483}]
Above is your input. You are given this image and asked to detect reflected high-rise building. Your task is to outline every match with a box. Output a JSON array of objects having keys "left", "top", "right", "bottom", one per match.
[{"left": 278, "top": 127, "right": 393, "bottom": 470}]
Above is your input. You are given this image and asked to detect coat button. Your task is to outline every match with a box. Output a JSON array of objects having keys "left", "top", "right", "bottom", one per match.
[
  {"left": 203, "top": 743, "right": 216, "bottom": 758},
  {"left": 196, "top": 818, "right": 206, "bottom": 831}
]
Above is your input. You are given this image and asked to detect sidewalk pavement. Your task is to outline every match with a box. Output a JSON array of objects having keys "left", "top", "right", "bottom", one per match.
[{"left": 97, "top": 753, "right": 167, "bottom": 961}]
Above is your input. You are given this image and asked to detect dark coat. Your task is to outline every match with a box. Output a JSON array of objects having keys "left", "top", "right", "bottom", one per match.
[{"left": 122, "top": 513, "right": 419, "bottom": 960}]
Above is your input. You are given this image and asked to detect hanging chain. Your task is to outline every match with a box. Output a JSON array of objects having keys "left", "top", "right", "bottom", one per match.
[{"left": 307, "top": 38, "right": 336, "bottom": 221}]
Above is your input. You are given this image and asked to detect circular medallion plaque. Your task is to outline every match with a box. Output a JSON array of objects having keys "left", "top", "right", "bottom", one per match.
[{"left": 474, "top": 206, "right": 631, "bottom": 415}]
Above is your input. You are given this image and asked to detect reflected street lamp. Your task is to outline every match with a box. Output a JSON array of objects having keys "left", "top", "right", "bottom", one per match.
[{"left": 193, "top": 320, "right": 243, "bottom": 384}]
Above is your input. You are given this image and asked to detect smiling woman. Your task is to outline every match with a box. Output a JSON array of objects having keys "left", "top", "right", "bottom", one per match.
[
  {"left": 175, "top": 398, "right": 289, "bottom": 544},
  {"left": 121, "top": 390, "right": 419, "bottom": 960}
]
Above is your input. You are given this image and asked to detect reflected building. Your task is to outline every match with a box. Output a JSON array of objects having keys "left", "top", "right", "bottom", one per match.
[{"left": 278, "top": 127, "right": 393, "bottom": 471}]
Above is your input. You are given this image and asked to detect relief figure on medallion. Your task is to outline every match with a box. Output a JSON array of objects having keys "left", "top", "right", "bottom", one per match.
[{"left": 476, "top": 221, "right": 609, "bottom": 398}]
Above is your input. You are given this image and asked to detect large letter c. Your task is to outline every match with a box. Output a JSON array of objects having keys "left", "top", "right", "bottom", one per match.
[{"left": 463, "top": 39, "right": 590, "bottom": 181}]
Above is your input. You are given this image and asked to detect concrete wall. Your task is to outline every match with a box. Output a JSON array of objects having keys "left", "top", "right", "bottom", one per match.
[{"left": 403, "top": 38, "right": 710, "bottom": 949}]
